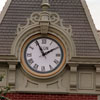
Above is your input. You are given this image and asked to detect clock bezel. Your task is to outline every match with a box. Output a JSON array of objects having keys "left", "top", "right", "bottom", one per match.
[
  {"left": 21, "top": 33, "right": 66, "bottom": 78},
  {"left": 24, "top": 37, "right": 63, "bottom": 74}
]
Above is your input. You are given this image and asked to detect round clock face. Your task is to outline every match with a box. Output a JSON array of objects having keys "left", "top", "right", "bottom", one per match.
[{"left": 21, "top": 34, "right": 66, "bottom": 78}]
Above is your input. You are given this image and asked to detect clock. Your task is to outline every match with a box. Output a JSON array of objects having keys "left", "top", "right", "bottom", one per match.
[{"left": 21, "top": 34, "right": 66, "bottom": 78}]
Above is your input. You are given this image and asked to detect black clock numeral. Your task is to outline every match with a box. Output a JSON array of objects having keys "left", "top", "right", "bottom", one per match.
[
  {"left": 49, "top": 65, "right": 53, "bottom": 70},
  {"left": 29, "top": 46, "right": 34, "bottom": 50},
  {"left": 54, "top": 59, "right": 59, "bottom": 65},
  {"left": 35, "top": 40, "right": 38, "bottom": 46},
  {"left": 41, "top": 66, "right": 45, "bottom": 72},
  {"left": 28, "top": 58, "right": 34, "bottom": 65},
  {"left": 33, "top": 64, "right": 39, "bottom": 70},
  {"left": 27, "top": 53, "right": 32, "bottom": 57},
  {"left": 56, "top": 54, "right": 61, "bottom": 57},
  {"left": 50, "top": 41, "right": 53, "bottom": 45},
  {"left": 42, "top": 39, "right": 46, "bottom": 44}
]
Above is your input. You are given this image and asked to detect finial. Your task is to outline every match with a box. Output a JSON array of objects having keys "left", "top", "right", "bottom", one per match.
[{"left": 41, "top": 0, "right": 50, "bottom": 11}]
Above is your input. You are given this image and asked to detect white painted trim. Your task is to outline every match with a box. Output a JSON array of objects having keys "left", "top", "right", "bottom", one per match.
[
  {"left": 0, "top": 0, "right": 12, "bottom": 23},
  {"left": 81, "top": 0, "right": 100, "bottom": 50}
]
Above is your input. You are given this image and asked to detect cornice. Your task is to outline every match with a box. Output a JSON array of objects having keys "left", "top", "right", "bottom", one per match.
[
  {"left": 0, "top": 55, "right": 100, "bottom": 64},
  {"left": 0, "top": 55, "right": 18, "bottom": 62},
  {"left": 69, "top": 56, "right": 100, "bottom": 64}
]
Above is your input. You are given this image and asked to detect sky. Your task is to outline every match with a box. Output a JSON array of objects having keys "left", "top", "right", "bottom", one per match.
[{"left": 0, "top": 0, "right": 100, "bottom": 30}]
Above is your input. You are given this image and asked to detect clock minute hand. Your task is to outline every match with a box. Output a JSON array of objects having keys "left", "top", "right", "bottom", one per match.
[
  {"left": 36, "top": 40, "right": 44, "bottom": 56},
  {"left": 43, "top": 47, "right": 59, "bottom": 56}
]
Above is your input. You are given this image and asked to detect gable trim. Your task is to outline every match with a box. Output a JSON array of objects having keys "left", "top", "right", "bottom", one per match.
[
  {"left": 0, "top": 0, "right": 12, "bottom": 23},
  {"left": 81, "top": 0, "right": 100, "bottom": 50}
]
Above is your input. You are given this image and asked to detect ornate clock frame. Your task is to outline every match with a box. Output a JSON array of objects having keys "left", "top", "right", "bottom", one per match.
[
  {"left": 11, "top": 11, "right": 76, "bottom": 61},
  {"left": 11, "top": 1, "right": 76, "bottom": 80}
]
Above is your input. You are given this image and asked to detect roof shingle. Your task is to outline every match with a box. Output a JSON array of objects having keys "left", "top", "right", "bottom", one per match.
[{"left": 0, "top": 0, "right": 100, "bottom": 56}]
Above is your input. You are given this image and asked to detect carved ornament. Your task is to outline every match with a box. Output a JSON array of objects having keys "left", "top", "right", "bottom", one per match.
[{"left": 17, "top": 11, "right": 72, "bottom": 35}]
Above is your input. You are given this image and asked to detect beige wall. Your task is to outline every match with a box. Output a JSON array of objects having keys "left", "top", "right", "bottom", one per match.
[{"left": 0, "top": 63, "right": 100, "bottom": 94}]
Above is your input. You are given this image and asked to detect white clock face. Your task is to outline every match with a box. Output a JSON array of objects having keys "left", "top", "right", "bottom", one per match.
[{"left": 21, "top": 34, "right": 66, "bottom": 77}]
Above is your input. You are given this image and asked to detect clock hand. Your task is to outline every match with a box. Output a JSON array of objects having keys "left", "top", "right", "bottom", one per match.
[
  {"left": 43, "top": 47, "right": 59, "bottom": 56},
  {"left": 35, "top": 40, "right": 45, "bottom": 56}
]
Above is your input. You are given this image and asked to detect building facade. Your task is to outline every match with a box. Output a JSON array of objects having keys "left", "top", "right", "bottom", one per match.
[{"left": 0, "top": 0, "right": 100, "bottom": 100}]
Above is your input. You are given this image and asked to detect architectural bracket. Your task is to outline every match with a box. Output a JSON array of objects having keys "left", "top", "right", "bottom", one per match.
[
  {"left": 95, "top": 64, "right": 100, "bottom": 91},
  {"left": 8, "top": 62, "right": 17, "bottom": 88},
  {"left": 69, "top": 63, "right": 78, "bottom": 90}
]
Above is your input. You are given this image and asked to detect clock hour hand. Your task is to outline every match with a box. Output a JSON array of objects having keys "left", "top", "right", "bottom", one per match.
[
  {"left": 43, "top": 47, "right": 59, "bottom": 56},
  {"left": 35, "top": 40, "right": 44, "bottom": 56}
]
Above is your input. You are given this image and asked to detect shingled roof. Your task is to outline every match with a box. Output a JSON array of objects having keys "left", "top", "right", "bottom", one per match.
[{"left": 0, "top": 0, "right": 100, "bottom": 56}]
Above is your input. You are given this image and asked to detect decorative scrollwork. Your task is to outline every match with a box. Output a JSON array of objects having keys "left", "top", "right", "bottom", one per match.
[
  {"left": 30, "top": 12, "right": 40, "bottom": 23},
  {"left": 16, "top": 11, "right": 72, "bottom": 36},
  {"left": 50, "top": 13, "right": 60, "bottom": 24},
  {"left": 17, "top": 18, "right": 30, "bottom": 33},
  {"left": 30, "top": 12, "right": 60, "bottom": 24}
]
